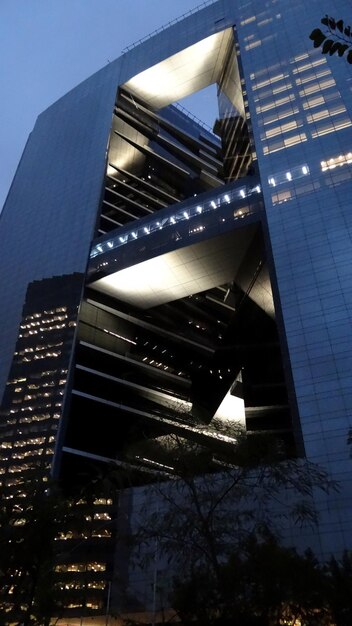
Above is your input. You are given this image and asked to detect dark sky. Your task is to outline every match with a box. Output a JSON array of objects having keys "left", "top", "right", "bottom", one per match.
[{"left": 0, "top": 0, "right": 219, "bottom": 211}]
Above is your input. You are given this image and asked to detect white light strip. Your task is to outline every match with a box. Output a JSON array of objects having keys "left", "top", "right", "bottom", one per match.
[
  {"left": 321, "top": 151, "right": 352, "bottom": 172},
  {"left": 90, "top": 182, "right": 262, "bottom": 259},
  {"left": 102, "top": 328, "right": 136, "bottom": 345}
]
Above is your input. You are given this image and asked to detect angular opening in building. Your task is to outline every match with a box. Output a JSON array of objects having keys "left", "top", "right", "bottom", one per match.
[{"left": 59, "top": 25, "right": 299, "bottom": 490}]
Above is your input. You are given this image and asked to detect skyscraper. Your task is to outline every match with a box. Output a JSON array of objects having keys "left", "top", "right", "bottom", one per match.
[{"left": 1, "top": 0, "right": 352, "bottom": 620}]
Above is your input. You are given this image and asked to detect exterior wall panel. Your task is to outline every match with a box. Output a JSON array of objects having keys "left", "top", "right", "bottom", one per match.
[
  {"left": 236, "top": 0, "right": 352, "bottom": 554},
  {"left": 0, "top": 62, "right": 123, "bottom": 402}
]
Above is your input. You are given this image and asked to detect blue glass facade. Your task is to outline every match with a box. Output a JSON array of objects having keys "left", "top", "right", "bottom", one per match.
[
  {"left": 235, "top": 0, "right": 352, "bottom": 554},
  {"left": 0, "top": 60, "right": 125, "bottom": 402}
]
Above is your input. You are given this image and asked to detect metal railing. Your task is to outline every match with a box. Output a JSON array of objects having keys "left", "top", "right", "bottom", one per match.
[
  {"left": 172, "top": 101, "right": 215, "bottom": 134},
  {"left": 121, "top": 0, "right": 219, "bottom": 53},
  {"left": 90, "top": 181, "right": 261, "bottom": 259}
]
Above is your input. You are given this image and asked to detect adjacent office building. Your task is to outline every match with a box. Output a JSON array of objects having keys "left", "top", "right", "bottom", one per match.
[{"left": 1, "top": 0, "right": 352, "bottom": 619}]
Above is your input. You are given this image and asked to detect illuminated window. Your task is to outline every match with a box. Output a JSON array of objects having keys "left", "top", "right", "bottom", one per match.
[
  {"left": 94, "top": 498, "right": 113, "bottom": 505},
  {"left": 54, "top": 561, "right": 108, "bottom": 574},
  {"left": 264, "top": 120, "right": 300, "bottom": 139},
  {"left": 256, "top": 94, "right": 296, "bottom": 114},
  {"left": 311, "top": 118, "right": 352, "bottom": 138},
  {"left": 0, "top": 442, "right": 12, "bottom": 449},
  {"left": 87, "top": 562, "right": 106, "bottom": 572},
  {"left": 307, "top": 105, "right": 347, "bottom": 123},
  {"left": 268, "top": 164, "right": 309, "bottom": 186},
  {"left": 240, "top": 15, "right": 256, "bottom": 26},
  {"left": 262, "top": 106, "right": 299, "bottom": 125},
  {"left": 299, "top": 78, "right": 335, "bottom": 97},
  {"left": 245, "top": 39, "right": 262, "bottom": 51},
  {"left": 292, "top": 58, "right": 326, "bottom": 74},
  {"left": 272, "top": 83, "right": 293, "bottom": 96},
  {"left": 303, "top": 96, "right": 325, "bottom": 110},
  {"left": 321, "top": 151, "right": 352, "bottom": 171},
  {"left": 92, "top": 529, "right": 112, "bottom": 538},
  {"left": 263, "top": 133, "right": 307, "bottom": 154},
  {"left": 292, "top": 52, "right": 309, "bottom": 62},
  {"left": 257, "top": 18, "right": 273, "bottom": 27},
  {"left": 87, "top": 582, "right": 105, "bottom": 590},
  {"left": 94, "top": 512, "right": 111, "bottom": 521},
  {"left": 295, "top": 69, "right": 331, "bottom": 85},
  {"left": 252, "top": 72, "right": 289, "bottom": 90}
]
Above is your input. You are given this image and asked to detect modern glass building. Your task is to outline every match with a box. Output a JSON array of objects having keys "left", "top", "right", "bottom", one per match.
[{"left": 1, "top": 0, "right": 352, "bottom": 620}]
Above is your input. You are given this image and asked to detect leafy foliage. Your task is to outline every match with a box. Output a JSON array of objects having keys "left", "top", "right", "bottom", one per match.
[
  {"left": 172, "top": 537, "right": 331, "bottom": 626},
  {"left": 0, "top": 465, "right": 117, "bottom": 626},
  {"left": 325, "top": 551, "right": 352, "bottom": 626},
  {"left": 125, "top": 426, "right": 338, "bottom": 626},
  {"left": 170, "top": 547, "right": 352, "bottom": 626},
  {"left": 310, "top": 16, "right": 352, "bottom": 63},
  {"left": 134, "top": 429, "right": 335, "bottom": 576},
  {"left": 0, "top": 475, "right": 70, "bottom": 626}
]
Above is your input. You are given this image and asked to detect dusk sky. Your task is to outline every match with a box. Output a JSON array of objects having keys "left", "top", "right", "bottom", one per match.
[{"left": 0, "top": 0, "right": 219, "bottom": 211}]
